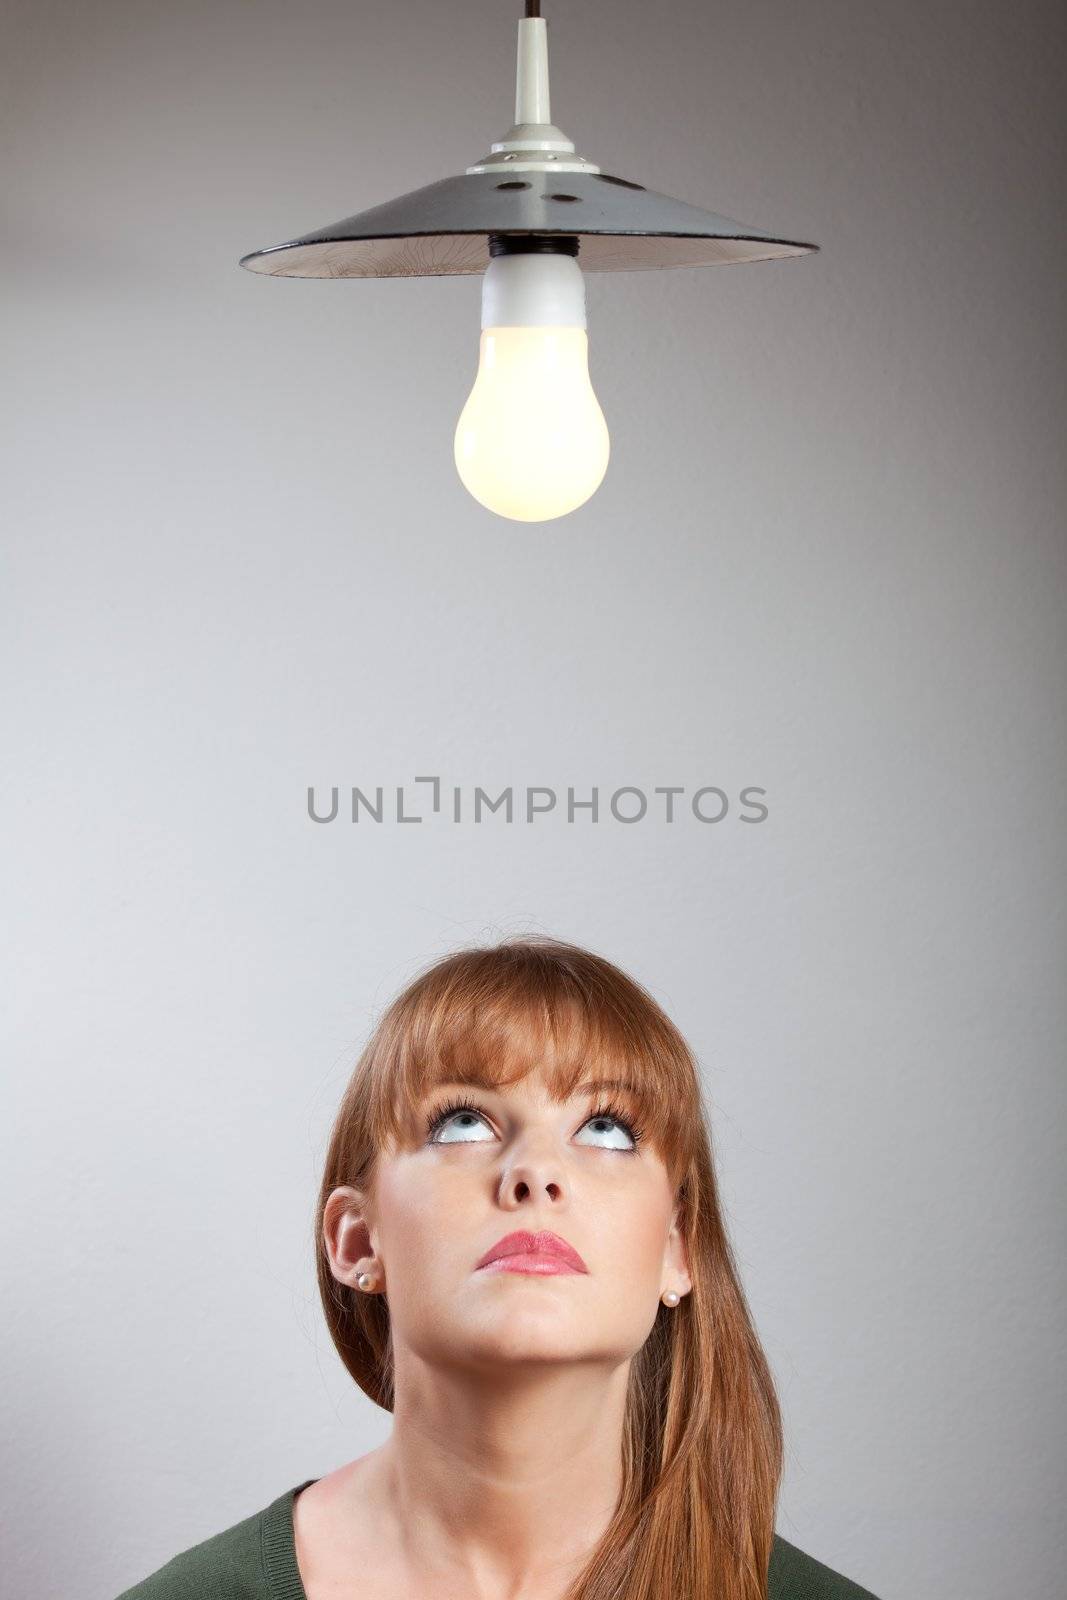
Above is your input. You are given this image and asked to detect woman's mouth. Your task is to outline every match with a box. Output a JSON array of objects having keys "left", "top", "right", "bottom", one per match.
[
  {"left": 478, "top": 1252, "right": 583, "bottom": 1275},
  {"left": 475, "top": 1228, "right": 588, "bottom": 1274}
]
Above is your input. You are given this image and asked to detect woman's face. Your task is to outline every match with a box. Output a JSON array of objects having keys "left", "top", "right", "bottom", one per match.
[{"left": 325, "top": 1062, "right": 691, "bottom": 1373}]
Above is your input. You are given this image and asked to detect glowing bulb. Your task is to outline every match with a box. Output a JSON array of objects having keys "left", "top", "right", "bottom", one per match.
[{"left": 454, "top": 248, "right": 609, "bottom": 522}]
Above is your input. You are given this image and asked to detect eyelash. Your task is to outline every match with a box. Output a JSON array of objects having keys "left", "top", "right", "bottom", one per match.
[{"left": 425, "top": 1095, "right": 645, "bottom": 1151}]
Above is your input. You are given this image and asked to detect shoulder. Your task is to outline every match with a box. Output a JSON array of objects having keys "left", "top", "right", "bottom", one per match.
[
  {"left": 111, "top": 1496, "right": 269, "bottom": 1600},
  {"left": 769, "top": 1532, "right": 884, "bottom": 1600}
]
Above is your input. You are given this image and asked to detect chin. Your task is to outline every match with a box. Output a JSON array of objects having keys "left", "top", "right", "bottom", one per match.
[{"left": 464, "top": 1314, "right": 595, "bottom": 1364}]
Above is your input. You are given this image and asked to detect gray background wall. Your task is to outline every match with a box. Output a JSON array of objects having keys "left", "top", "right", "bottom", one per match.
[{"left": 3, "top": 1, "right": 1064, "bottom": 1596}]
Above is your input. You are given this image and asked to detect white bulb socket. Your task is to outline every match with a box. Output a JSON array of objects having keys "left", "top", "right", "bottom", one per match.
[{"left": 480, "top": 251, "right": 587, "bottom": 329}]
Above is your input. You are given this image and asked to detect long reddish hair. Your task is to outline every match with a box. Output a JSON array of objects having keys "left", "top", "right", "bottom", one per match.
[{"left": 314, "top": 936, "right": 783, "bottom": 1599}]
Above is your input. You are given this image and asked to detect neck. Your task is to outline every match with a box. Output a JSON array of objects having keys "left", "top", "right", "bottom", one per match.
[{"left": 372, "top": 1352, "right": 630, "bottom": 1598}]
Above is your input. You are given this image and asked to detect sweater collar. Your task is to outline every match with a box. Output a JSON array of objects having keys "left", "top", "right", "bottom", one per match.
[{"left": 262, "top": 1480, "right": 320, "bottom": 1600}]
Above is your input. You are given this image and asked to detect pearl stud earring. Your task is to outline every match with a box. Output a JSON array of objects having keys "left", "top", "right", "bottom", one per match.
[
  {"left": 661, "top": 1289, "right": 680, "bottom": 1307},
  {"left": 357, "top": 1272, "right": 375, "bottom": 1291}
]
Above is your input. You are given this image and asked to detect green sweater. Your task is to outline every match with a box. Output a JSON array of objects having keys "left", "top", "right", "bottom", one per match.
[{"left": 113, "top": 1478, "right": 883, "bottom": 1599}]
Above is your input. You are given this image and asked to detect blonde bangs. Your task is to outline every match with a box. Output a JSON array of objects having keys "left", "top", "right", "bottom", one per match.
[{"left": 363, "top": 939, "right": 700, "bottom": 1184}]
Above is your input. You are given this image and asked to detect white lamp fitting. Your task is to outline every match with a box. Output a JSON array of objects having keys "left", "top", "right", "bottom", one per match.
[{"left": 466, "top": 14, "right": 601, "bottom": 176}]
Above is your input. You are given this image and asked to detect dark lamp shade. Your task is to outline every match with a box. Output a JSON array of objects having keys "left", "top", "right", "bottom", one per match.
[{"left": 238, "top": 167, "right": 818, "bottom": 279}]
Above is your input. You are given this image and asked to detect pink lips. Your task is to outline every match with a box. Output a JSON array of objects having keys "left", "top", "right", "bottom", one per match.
[{"left": 475, "top": 1229, "right": 588, "bottom": 1275}]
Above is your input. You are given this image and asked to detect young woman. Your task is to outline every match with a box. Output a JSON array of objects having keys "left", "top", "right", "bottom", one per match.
[{"left": 116, "top": 936, "right": 882, "bottom": 1600}]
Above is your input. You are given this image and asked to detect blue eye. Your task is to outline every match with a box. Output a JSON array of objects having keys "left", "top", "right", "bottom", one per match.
[
  {"left": 425, "top": 1097, "right": 644, "bottom": 1151},
  {"left": 428, "top": 1104, "right": 494, "bottom": 1144},
  {"left": 575, "top": 1108, "right": 641, "bottom": 1150}
]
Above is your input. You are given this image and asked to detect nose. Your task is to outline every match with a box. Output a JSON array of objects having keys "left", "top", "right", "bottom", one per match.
[
  {"left": 501, "top": 1167, "right": 564, "bottom": 1205},
  {"left": 497, "top": 1126, "right": 567, "bottom": 1207}
]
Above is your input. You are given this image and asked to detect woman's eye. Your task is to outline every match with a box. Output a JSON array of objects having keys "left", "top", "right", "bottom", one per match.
[
  {"left": 575, "top": 1114, "right": 637, "bottom": 1151},
  {"left": 430, "top": 1108, "right": 494, "bottom": 1144}
]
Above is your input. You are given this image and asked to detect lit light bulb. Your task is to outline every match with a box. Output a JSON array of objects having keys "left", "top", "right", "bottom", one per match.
[{"left": 454, "top": 246, "right": 609, "bottom": 522}]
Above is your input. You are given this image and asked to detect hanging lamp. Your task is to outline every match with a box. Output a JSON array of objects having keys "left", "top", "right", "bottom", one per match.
[{"left": 239, "top": 2, "right": 819, "bottom": 523}]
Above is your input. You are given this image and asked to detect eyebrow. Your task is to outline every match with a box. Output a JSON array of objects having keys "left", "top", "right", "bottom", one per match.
[{"left": 428, "top": 1074, "right": 638, "bottom": 1099}]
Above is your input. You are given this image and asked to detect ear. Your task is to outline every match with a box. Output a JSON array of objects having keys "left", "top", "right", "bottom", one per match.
[
  {"left": 665, "top": 1204, "right": 693, "bottom": 1297},
  {"left": 322, "top": 1185, "right": 378, "bottom": 1288}
]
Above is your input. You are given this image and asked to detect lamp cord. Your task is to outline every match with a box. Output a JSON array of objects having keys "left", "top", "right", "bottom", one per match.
[{"left": 525, "top": 2, "right": 541, "bottom": 16}]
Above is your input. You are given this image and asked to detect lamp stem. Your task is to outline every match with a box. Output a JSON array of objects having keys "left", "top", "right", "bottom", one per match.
[
  {"left": 465, "top": 4, "right": 598, "bottom": 175},
  {"left": 515, "top": 15, "right": 550, "bottom": 126}
]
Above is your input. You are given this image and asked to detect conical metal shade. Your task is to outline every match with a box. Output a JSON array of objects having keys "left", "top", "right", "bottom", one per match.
[{"left": 239, "top": 166, "right": 818, "bottom": 279}]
